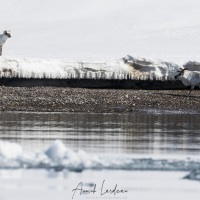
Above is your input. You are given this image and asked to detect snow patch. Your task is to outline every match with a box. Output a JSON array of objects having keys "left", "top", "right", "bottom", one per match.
[
  {"left": 123, "top": 55, "right": 180, "bottom": 77},
  {"left": 183, "top": 61, "right": 200, "bottom": 71},
  {"left": 0, "top": 57, "right": 128, "bottom": 79}
]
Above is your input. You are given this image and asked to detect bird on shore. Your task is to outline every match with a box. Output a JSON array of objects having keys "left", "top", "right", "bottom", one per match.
[{"left": 0, "top": 30, "right": 11, "bottom": 56}]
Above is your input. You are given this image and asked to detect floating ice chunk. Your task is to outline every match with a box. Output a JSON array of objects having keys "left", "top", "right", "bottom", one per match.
[
  {"left": 0, "top": 140, "right": 200, "bottom": 173},
  {"left": 45, "top": 140, "right": 67, "bottom": 161},
  {"left": 0, "top": 140, "right": 23, "bottom": 159},
  {"left": 184, "top": 169, "right": 200, "bottom": 181}
]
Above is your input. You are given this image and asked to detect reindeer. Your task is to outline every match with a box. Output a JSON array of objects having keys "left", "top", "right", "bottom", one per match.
[
  {"left": 0, "top": 30, "right": 11, "bottom": 56},
  {"left": 174, "top": 68, "right": 200, "bottom": 96}
]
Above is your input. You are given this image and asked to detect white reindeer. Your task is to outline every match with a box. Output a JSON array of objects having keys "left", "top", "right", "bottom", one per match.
[
  {"left": 0, "top": 30, "right": 11, "bottom": 56},
  {"left": 174, "top": 68, "right": 200, "bottom": 96}
]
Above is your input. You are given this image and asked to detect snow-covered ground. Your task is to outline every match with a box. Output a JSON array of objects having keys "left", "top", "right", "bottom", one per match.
[
  {"left": 0, "top": 0, "right": 200, "bottom": 62},
  {"left": 1, "top": 55, "right": 200, "bottom": 80},
  {"left": 0, "top": 56, "right": 182, "bottom": 79}
]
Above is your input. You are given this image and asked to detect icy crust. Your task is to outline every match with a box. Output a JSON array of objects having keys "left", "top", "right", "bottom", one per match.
[
  {"left": 0, "top": 140, "right": 200, "bottom": 172},
  {"left": 1, "top": 56, "right": 196, "bottom": 80},
  {"left": 122, "top": 55, "right": 180, "bottom": 78},
  {"left": 0, "top": 57, "right": 130, "bottom": 80},
  {"left": 1, "top": 56, "right": 199, "bottom": 80}
]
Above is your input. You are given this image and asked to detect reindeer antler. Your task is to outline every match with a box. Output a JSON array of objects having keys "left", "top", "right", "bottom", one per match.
[{"left": 177, "top": 68, "right": 188, "bottom": 72}]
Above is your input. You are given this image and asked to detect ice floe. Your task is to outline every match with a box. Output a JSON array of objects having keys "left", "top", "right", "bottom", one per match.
[
  {"left": 0, "top": 140, "right": 200, "bottom": 173},
  {"left": 184, "top": 169, "right": 200, "bottom": 181}
]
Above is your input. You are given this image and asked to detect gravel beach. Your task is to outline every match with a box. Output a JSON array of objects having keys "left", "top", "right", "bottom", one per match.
[{"left": 1, "top": 86, "right": 200, "bottom": 114}]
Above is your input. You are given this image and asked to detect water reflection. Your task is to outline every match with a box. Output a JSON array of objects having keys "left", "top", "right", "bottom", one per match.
[{"left": 0, "top": 112, "right": 200, "bottom": 155}]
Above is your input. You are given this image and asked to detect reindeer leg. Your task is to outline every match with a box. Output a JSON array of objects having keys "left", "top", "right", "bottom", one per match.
[
  {"left": 0, "top": 46, "right": 2, "bottom": 56},
  {"left": 188, "top": 85, "right": 194, "bottom": 96}
]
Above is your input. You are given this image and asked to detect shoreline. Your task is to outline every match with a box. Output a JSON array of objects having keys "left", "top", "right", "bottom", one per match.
[{"left": 1, "top": 86, "right": 200, "bottom": 114}]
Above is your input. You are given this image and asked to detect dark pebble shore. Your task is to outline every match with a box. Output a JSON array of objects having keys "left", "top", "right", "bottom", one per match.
[{"left": 1, "top": 86, "right": 200, "bottom": 114}]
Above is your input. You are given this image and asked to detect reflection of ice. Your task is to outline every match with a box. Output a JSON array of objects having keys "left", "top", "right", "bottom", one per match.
[{"left": 0, "top": 140, "right": 200, "bottom": 174}]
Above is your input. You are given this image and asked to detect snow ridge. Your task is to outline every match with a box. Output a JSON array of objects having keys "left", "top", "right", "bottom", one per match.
[
  {"left": 0, "top": 56, "right": 182, "bottom": 80},
  {"left": 1, "top": 56, "right": 199, "bottom": 80}
]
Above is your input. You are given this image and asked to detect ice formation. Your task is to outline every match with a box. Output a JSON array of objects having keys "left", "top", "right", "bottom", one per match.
[
  {"left": 0, "top": 140, "right": 200, "bottom": 173},
  {"left": 1, "top": 56, "right": 199, "bottom": 81},
  {"left": 184, "top": 169, "right": 200, "bottom": 181},
  {"left": 0, "top": 57, "right": 128, "bottom": 79},
  {"left": 0, "top": 56, "right": 188, "bottom": 80},
  {"left": 0, "top": 140, "right": 23, "bottom": 159}
]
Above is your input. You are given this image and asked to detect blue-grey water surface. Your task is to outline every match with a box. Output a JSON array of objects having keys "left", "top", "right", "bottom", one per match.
[{"left": 0, "top": 112, "right": 200, "bottom": 156}]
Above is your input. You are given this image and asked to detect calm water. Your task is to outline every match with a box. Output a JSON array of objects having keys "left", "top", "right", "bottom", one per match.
[{"left": 0, "top": 112, "right": 200, "bottom": 156}]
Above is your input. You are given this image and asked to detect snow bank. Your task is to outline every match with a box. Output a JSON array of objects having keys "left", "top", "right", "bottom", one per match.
[
  {"left": 123, "top": 55, "right": 180, "bottom": 78},
  {"left": 0, "top": 140, "right": 200, "bottom": 172},
  {"left": 1, "top": 56, "right": 199, "bottom": 80},
  {"left": 183, "top": 61, "right": 200, "bottom": 71},
  {"left": 0, "top": 56, "right": 186, "bottom": 80},
  {"left": 0, "top": 57, "right": 129, "bottom": 79}
]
